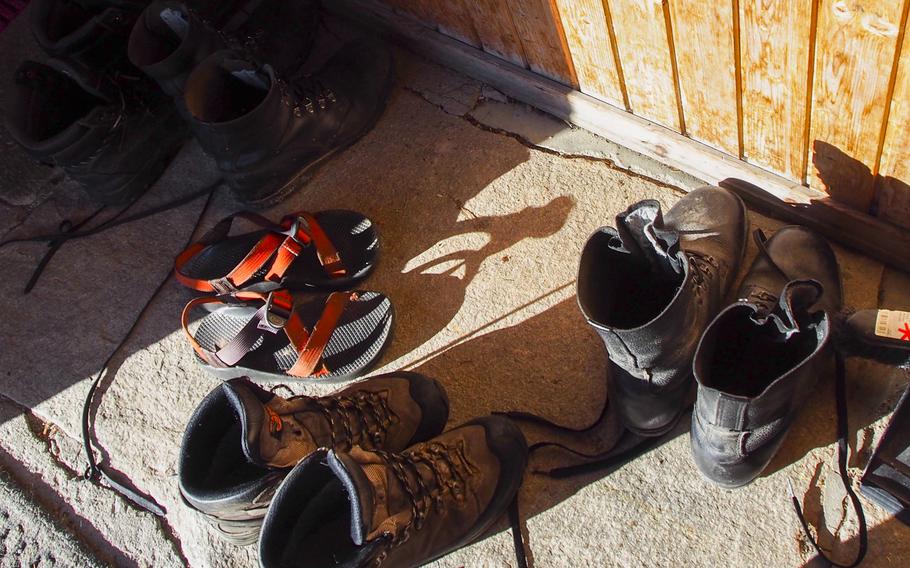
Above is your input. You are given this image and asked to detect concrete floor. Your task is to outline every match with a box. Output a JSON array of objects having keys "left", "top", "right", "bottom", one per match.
[{"left": 1, "top": 9, "right": 910, "bottom": 568}]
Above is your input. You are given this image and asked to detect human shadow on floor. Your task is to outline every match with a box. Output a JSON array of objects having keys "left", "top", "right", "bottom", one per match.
[{"left": 801, "top": 515, "right": 910, "bottom": 568}]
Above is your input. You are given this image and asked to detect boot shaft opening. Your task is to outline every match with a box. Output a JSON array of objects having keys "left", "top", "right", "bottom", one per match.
[
  {"left": 184, "top": 53, "right": 271, "bottom": 123},
  {"left": 578, "top": 228, "right": 682, "bottom": 330}
]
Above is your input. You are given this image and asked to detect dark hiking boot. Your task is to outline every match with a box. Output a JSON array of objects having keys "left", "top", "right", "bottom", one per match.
[
  {"left": 5, "top": 58, "right": 186, "bottom": 204},
  {"left": 258, "top": 416, "right": 528, "bottom": 568},
  {"left": 127, "top": 0, "right": 318, "bottom": 97},
  {"left": 31, "top": 0, "right": 147, "bottom": 69},
  {"left": 691, "top": 226, "right": 842, "bottom": 488},
  {"left": 577, "top": 186, "right": 748, "bottom": 437},
  {"left": 178, "top": 372, "right": 449, "bottom": 545},
  {"left": 182, "top": 38, "right": 395, "bottom": 206}
]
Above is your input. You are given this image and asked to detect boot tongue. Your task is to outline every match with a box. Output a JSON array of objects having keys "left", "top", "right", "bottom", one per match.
[
  {"left": 220, "top": 379, "right": 317, "bottom": 469},
  {"left": 153, "top": 4, "right": 190, "bottom": 39},
  {"left": 615, "top": 200, "right": 685, "bottom": 278},
  {"left": 327, "top": 448, "right": 416, "bottom": 547},
  {"left": 755, "top": 279, "right": 824, "bottom": 338},
  {"left": 220, "top": 58, "right": 271, "bottom": 91}
]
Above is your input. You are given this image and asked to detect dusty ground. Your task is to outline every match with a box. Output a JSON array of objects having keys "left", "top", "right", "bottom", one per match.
[{"left": 1, "top": 8, "right": 909, "bottom": 568}]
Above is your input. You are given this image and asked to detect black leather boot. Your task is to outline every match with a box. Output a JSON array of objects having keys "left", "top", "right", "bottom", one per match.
[
  {"left": 128, "top": 0, "right": 318, "bottom": 97},
  {"left": 577, "top": 187, "right": 748, "bottom": 436},
  {"left": 30, "top": 0, "right": 147, "bottom": 69},
  {"left": 5, "top": 58, "right": 186, "bottom": 204},
  {"left": 182, "top": 39, "right": 395, "bottom": 206},
  {"left": 691, "top": 226, "right": 842, "bottom": 487}
]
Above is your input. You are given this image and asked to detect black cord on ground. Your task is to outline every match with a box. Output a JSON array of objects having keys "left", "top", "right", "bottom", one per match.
[
  {"left": 789, "top": 351, "right": 867, "bottom": 568},
  {"left": 508, "top": 495, "right": 530, "bottom": 568},
  {"left": 80, "top": 181, "right": 220, "bottom": 516}
]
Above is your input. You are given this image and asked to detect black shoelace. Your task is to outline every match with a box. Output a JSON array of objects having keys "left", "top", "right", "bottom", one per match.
[
  {"left": 79, "top": 183, "right": 217, "bottom": 515},
  {"left": 787, "top": 351, "right": 867, "bottom": 567},
  {"left": 751, "top": 229, "right": 867, "bottom": 567},
  {"left": 0, "top": 179, "right": 219, "bottom": 517},
  {"left": 0, "top": 182, "right": 216, "bottom": 292}
]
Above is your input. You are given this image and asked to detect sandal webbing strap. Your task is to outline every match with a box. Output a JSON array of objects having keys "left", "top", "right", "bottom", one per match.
[
  {"left": 181, "top": 290, "right": 355, "bottom": 377},
  {"left": 174, "top": 211, "right": 348, "bottom": 292},
  {"left": 288, "top": 291, "right": 353, "bottom": 377}
]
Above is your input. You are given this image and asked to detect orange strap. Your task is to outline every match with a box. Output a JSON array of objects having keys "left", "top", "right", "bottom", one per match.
[
  {"left": 302, "top": 213, "right": 347, "bottom": 278},
  {"left": 181, "top": 290, "right": 353, "bottom": 378},
  {"left": 174, "top": 211, "right": 348, "bottom": 292},
  {"left": 287, "top": 292, "right": 353, "bottom": 377}
]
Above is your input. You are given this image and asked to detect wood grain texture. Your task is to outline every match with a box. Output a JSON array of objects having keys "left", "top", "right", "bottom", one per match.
[
  {"left": 554, "top": 0, "right": 625, "bottom": 107},
  {"left": 669, "top": 0, "right": 739, "bottom": 155},
  {"left": 330, "top": 0, "right": 910, "bottom": 270},
  {"left": 739, "top": 0, "right": 814, "bottom": 180},
  {"left": 607, "top": 0, "right": 680, "bottom": 129},
  {"left": 876, "top": 2, "right": 910, "bottom": 229},
  {"left": 465, "top": 0, "right": 528, "bottom": 67},
  {"left": 419, "top": 0, "right": 481, "bottom": 47},
  {"left": 809, "top": 0, "right": 905, "bottom": 211},
  {"left": 504, "top": 0, "right": 578, "bottom": 86},
  {"left": 381, "top": 0, "right": 432, "bottom": 23}
]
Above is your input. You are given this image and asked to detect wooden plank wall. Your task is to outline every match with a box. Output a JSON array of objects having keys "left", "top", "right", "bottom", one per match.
[{"left": 379, "top": 0, "right": 910, "bottom": 230}]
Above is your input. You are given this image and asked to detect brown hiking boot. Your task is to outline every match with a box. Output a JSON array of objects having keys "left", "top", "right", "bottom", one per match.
[
  {"left": 178, "top": 372, "right": 449, "bottom": 545},
  {"left": 258, "top": 416, "right": 528, "bottom": 567}
]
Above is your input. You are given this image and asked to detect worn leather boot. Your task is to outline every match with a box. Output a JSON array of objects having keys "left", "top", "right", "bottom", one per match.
[
  {"left": 691, "top": 226, "right": 842, "bottom": 488},
  {"left": 128, "top": 0, "right": 318, "bottom": 97},
  {"left": 258, "top": 416, "right": 527, "bottom": 568},
  {"left": 179, "top": 373, "right": 449, "bottom": 544},
  {"left": 31, "top": 0, "right": 148, "bottom": 68},
  {"left": 182, "top": 38, "right": 395, "bottom": 206},
  {"left": 5, "top": 58, "right": 186, "bottom": 204},
  {"left": 577, "top": 187, "right": 748, "bottom": 436}
]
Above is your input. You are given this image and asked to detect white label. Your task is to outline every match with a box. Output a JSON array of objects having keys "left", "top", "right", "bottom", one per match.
[{"left": 874, "top": 309, "right": 910, "bottom": 342}]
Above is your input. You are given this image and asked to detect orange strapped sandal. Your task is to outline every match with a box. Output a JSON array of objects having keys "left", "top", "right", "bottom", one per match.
[
  {"left": 175, "top": 210, "right": 379, "bottom": 293},
  {"left": 182, "top": 289, "right": 394, "bottom": 381}
]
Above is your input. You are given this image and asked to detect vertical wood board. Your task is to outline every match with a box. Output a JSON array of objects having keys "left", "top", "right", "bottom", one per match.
[
  {"left": 607, "top": 0, "right": 680, "bottom": 129},
  {"left": 465, "top": 0, "right": 528, "bottom": 67},
  {"left": 669, "top": 0, "right": 739, "bottom": 155},
  {"left": 419, "top": 0, "right": 481, "bottom": 47},
  {"left": 877, "top": 2, "right": 910, "bottom": 229},
  {"left": 809, "top": 0, "right": 904, "bottom": 211},
  {"left": 382, "top": 0, "right": 432, "bottom": 23},
  {"left": 554, "top": 0, "right": 625, "bottom": 107},
  {"left": 504, "top": 0, "right": 578, "bottom": 86},
  {"left": 739, "top": 0, "right": 814, "bottom": 181}
]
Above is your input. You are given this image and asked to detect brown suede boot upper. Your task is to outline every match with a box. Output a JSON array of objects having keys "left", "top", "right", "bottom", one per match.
[{"left": 226, "top": 376, "right": 429, "bottom": 469}]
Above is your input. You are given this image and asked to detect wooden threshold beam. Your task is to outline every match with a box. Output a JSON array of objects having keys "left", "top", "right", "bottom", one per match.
[{"left": 329, "top": 0, "right": 910, "bottom": 270}]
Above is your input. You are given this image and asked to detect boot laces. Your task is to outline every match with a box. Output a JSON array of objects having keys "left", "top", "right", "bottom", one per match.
[
  {"left": 688, "top": 252, "right": 718, "bottom": 294},
  {"left": 283, "top": 75, "right": 337, "bottom": 116},
  {"left": 375, "top": 442, "right": 472, "bottom": 547},
  {"left": 308, "top": 392, "right": 395, "bottom": 450}
]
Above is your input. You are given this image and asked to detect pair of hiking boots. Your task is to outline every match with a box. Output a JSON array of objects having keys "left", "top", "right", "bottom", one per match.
[
  {"left": 6, "top": 0, "right": 394, "bottom": 206},
  {"left": 578, "top": 185, "right": 842, "bottom": 487},
  {"left": 179, "top": 373, "right": 528, "bottom": 567}
]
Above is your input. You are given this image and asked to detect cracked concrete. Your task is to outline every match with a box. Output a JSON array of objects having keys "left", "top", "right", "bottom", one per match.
[{"left": 1, "top": 8, "right": 909, "bottom": 568}]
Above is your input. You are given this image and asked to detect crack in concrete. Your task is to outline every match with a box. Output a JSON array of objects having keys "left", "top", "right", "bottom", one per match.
[
  {"left": 400, "top": 85, "right": 685, "bottom": 194},
  {"left": 0, "top": 394, "right": 190, "bottom": 566}
]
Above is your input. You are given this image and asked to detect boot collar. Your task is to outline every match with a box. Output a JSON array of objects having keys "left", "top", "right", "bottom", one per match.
[
  {"left": 31, "top": 0, "right": 138, "bottom": 56},
  {"left": 694, "top": 280, "right": 832, "bottom": 409}
]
